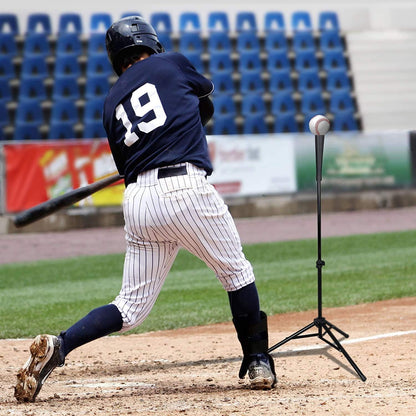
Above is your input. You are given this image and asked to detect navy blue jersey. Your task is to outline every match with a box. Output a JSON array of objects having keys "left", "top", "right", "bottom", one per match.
[{"left": 103, "top": 52, "right": 214, "bottom": 185}]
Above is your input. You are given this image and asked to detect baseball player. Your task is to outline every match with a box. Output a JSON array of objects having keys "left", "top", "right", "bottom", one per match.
[{"left": 14, "top": 16, "right": 276, "bottom": 403}]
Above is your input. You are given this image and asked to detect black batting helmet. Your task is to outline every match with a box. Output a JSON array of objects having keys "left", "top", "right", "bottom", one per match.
[{"left": 106, "top": 16, "right": 164, "bottom": 76}]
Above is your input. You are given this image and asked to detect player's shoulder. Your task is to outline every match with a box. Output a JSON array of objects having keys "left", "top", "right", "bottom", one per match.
[{"left": 154, "top": 51, "right": 191, "bottom": 67}]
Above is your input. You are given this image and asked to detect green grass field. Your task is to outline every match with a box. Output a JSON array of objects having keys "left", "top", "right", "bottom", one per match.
[{"left": 0, "top": 230, "right": 415, "bottom": 339}]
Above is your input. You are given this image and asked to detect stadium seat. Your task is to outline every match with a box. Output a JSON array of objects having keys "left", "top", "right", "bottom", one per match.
[
  {"left": 332, "top": 111, "right": 358, "bottom": 131},
  {"left": 0, "top": 101, "right": 9, "bottom": 139},
  {"left": 236, "top": 12, "right": 257, "bottom": 33},
  {"left": 241, "top": 94, "right": 266, "bottom": 116},
  {"left": 0, "top": 13, "right": 19, "bottom": 35},
  {"left": 87, "top": 33, "right": 107, "bottom": 55},
  {"left": 326, "top": 70, "right": 351, "bottom": 92},
  {"left": 0, "top": 56, "right": 15, "bottom": 80},
  {"left": 297, "top": 70, "right": 322, "bottom": 93},
  {"left": 0, "top": 33, "right": 17, "bottom": 57},
  {"left": 300, "top": 90, "right": 326, "bottom": 115},
  {"left": 18, "top": 78, "right": 47, "bottom": 101},
  {"left": 319, "top": 30, "right": 343, "bottom": 52},
  {"left": 239, "top": 51, "right": 262, "bottom": 73},
  {"left": 158, "top": 33, "right": 173, "bottom": 52},
  {"left": 236, "top": 32, "right": 260, "bottom": 53},
  {"left": 319, "top": 11, "right": 340, "bottom": 31},
  {"left": 264, "top": 31, "right": 288, "bottom": 52},
  {"left": 26, "top": 13, "right": 51, "bottom": 35},
  {"left": 264, "top": 11, "right": 285, "bottom": 32},
  {"left": 14, "top": 100, "right": 44, "bottom": 125},
  {"left": 268, "top": 70, "right": 294, "bottom": 93},
  {"left": 243, "top": 114, "right": 268, "bottom": 134},
  {"left": 329, "top": 90, "right": 355, "bottom": 113},
  {"left": 20, "top": 56, "right": 48, "bottom": 79},
  {"left": 83, "top": 98, "right": 106, "bottom": 138},
  {"left": 294, "top": 50, "right": 319, "bottom": 72},
  {"left": 0, "top": 80, "right": 11, "bottom": 102},
  {"left": 179, "top": 12, "right": 201, "bottom": 33},
  {"left": 49, "top": 100, "right": 78, "bottom": 139},
  {"left": 85, "top": 75, "right": 111, "bottom": 99},
  {"left": 291, "top": 11, "right": 312, "bottom": 31},
  {"left": 292, "top": 31, "right": 316, "bottom": 52},
  {"left": 271, "top": 92, "right": 297, "bottom": 114},
  {"left": 86, "top": 54, "right": 113, "bottom": 76},
  {"left": 23, "top": 33, "right": 51, "bottom": 56},
  {"left": 211, "top": 73, "right": 235, "bottom": 95},
  {"left": 212, "top": 95, "right": 237, "bottom": 117},
  {"left": 322, "top": 50, "right": 348, "bottom": 72},
  {"left": 150, "top": 12, "right": 172, "bottom": 34},
  {"left": 209, "top": 51, "right": 233, "bottom": 73},
  {"left": 58, "top": 13, "right": 83, "bottom": 35},
  {"left": 54, "top": 55, "right": 81, "bottom": 78},
  {"left": 266, "top": 50, "right": 291, "bottom": 73},
  {"left": 52, "top": 77, "right": 80, "bottom": 101},
  {"left": 90, "top": 13, "right": 112, "bottom": 33},
  {"left": 179, "top": 32, "right": 203, "bottom": 54},
  {"left": 207, "top": 32, "right": 232, "bottom": 53},
  {"left": 239, "top": 72, "right": 265, "bottom": 94},
  {"left": 56, "top": 33, "right": 82, "bottom": 56},
  {"left": 207, "top": 12, "right": 230, "bottom": 32},
  {"left": 13, "top": 124, "right": 42, "bottom": 140},
  {"left": 274, "top": 113, "right": 299, "bottom": 133},
  {"left": 83, "top": 120, "right": 107, "bottom": 138},
  {"left": 183, "top": 51, "right": 204, "bottom": 72},
  {"left": 212, "top": 114, "right": 238, "bottom": 135}
]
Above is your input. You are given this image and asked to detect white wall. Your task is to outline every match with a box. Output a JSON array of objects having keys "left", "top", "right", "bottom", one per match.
[{"left": 4, "top": 0, "right": 416, "bottom": 33}]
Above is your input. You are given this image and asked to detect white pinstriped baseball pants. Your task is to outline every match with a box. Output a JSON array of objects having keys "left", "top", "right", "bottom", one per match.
[{"left": 112, "top": 163, "right": 255, "bottom": 332}]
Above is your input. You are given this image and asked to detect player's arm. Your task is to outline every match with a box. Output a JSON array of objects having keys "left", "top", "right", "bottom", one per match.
[{"left": 199, "top": 95, "right": 214, "bottom": 126}]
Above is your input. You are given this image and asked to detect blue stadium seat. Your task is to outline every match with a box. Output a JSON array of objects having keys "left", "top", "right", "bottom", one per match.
[
  {"left": 301, "top": 90, "right": 326, "bottom": 115},
  {"left": 0, "top": 56, "right": 15, "bottom": 80},
  {"left": 183, "top": 51, "right": 204, "bottom": 72},
  {"left": 271, "top": 92, "right": 297, "bottom": 114},
  {"left": 26, "top": 13, "right": 51, "bottom": 35},
  {"left": 86, "top": 54, "right": 113, "bottom": 76},
  {"left": 0, "top": 33, "right": 17, "bottom": 56},
  {"left": 20, "top": 56, "right": 48, "bottom": 79},
  {"left": 18, "top": 78, "right": 47, "bottom": 101},
  {"left": 54, "top": 55, "right": 81, "bottom": 78},
  {"left": 274, "top": 113, "right": 299, "bottom": 133},
  {"left": 87, "top": 33, "right": 107, "bottom": 55},
  {"left": 297, "top": 70, "right": 322, "bottom": 93},
  {"left": 0, "top": 80, "right": 11, "bottom": 102},
  {"left": 90, "top": 13, "right": 112, "bottom": 33},
  {"left": 292, "top": 31, "right": 316, "bottom": 52},
  {"left": 56, "top": 33, "right": 82, "bottom": 56},
  {"left": 179, "top": 32, "right": 203, "bottom": 54},
  {"left": 23, "top": 33, "right": 51, "bottom": 56},
  {"left": 264, "top": 31, "right": 288, "bottom": 52},
  {"left": 0, "top": 13, "right": 19, "bottom": 35},
  {"left": 239, "top": 51, "right": 262, "bottom": 73},
  {"left": 264, "top": 12, "right": 285, "bottom": 32},
  {"left": 322, "top": 50, "right": 348, "bottom": 72},
  {"left": 208, "top": 32, "right": 232, "bottom": 53},
  {"left": 243, "top": 114, "right": 268, "bottom": 134},
  {"left": 83, "top": 120, "right": 107, "bottom": 138},
  {"left": 209, "top": 51, "right": 233, "bottom": 73},
  {"left": 52, "top": 77, "right": 80, "bottom": 101},
  {"left": 208, "top": 12, "right": 230, "bottom": 33},
  {"left": 332, "top": 111, "right": 358, "bottom": 131},
  {"left": 13, "top": 124, "right": 42, "bottom": 140},
  {"left": 266, "top": 50, "right": 291, "bottom": 73},
  {"left": 291, "top": 11, "right": 312, "bottom": 31},
  {"left": 150, "top": 12, "right": 172, "bottom": 34},
  {"left": 158, "top": 33, "right": 173, "bottom": 52},
  {"left": 294, "top": 50, "right": 319, "bottom": 72},
  {"left": 49, "top": 100, "right": 78, "bottom": 139},
  {"left": 83, "top": 98, "right": 106, "bottom": 138},
  {"left": 0, "top": 101, "right": 9, "bottom": 139},
  {"left": 179, "top": 12, "right": 201, "bottom": 33},
  {"left": 319, "top": 11, "right": 340, "bottom": 31},
  {"left": 236, "top": 12, "right": 257, "bottom": 33},
  {"left": 14, "top": 100, "right": 44, "bottom": 127},
  {"left": 212, "top": 95, "right": 236, "bottom": 117},
  {"left": 239, "top": 72, "right": 265, "bottom": 94},
  {"left": 212, "top": 114, "right": 238, "bottom": 135},
  {"left": 329, "top": 90, "right": 355, "bottom": 113},
  {"left": 58, "top": 13, "right": 83, "bottom": 35},
  {"left": 211, "top": 73, "right": 234, "bottom": 95},
  {"left": 236, "top": 32, "right": 260, "bottom": 53},
  {"left": 241, "top": 94, "right": 266, "bottom": 116},
  {"left": 268, "top": 70, "right": 294, "bottom": 94},
  {"left": 320, "top": 30, "right": 343, "bottom": 52},
  {"left": 85, "top": 75, "right": 111, "bottom": 99},
  {"left": 326, "top": 70, "right": 351, "bottom": 92}
]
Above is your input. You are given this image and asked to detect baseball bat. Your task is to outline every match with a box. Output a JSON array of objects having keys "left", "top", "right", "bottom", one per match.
[{"left": 13, "top": 174, "right": 123, "bottom": 228}]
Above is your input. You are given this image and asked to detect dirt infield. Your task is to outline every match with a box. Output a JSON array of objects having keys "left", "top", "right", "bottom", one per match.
[{"left": 0, "top": 207, "right": 415, "bottom": 415}]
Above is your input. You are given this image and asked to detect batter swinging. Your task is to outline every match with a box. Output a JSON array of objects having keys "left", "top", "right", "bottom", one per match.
[{"left": 14, "top": 16, "right": 276, "bottom": 402}]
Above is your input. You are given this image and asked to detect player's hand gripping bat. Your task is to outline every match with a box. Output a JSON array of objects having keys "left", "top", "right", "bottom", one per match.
[{"left": 13, "top": 174, "right": 123, "bottom": 228}]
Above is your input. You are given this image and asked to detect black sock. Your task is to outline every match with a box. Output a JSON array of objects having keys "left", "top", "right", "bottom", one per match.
[
  {"left": 59, "top": 304, "right": 123, "bottom": 357},
  {"left": 228, "top": 282, "right": 261, "bottom": 324}
]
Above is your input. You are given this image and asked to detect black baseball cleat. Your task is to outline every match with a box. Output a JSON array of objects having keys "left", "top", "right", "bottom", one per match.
[
  {"left": 247, "top": 353, "right": 277, "bottom": 390},
  {"left": 15, "top": 334, "right": 64, "bottom": 402}
]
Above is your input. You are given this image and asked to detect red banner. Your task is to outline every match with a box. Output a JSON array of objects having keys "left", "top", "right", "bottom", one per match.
[{"left": 5, "top": 140, "right": 120, "bottom": 212}]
